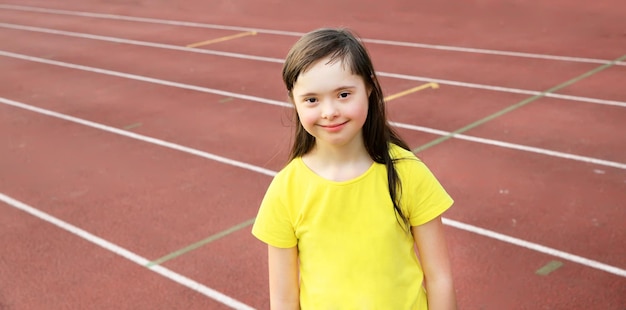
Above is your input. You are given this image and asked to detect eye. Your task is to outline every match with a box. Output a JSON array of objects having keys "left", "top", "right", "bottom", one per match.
[
  {"left": 304, "top": 97, "right": 317, "bottom": 104},
  {"left": 338, "top": 92, "right": 350, "bottom": 99}
]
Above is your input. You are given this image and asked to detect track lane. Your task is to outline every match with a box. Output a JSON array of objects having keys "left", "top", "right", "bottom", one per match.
[
  {"left": 0, "top": 9, "right": 255, "bottom": 49},
  {"left": 1, "top": 103, "right": 272, "bottom": 260},
  {"left": 164, "top": 214, "right": 626, "bottom": 309},
  {"left": 2, "top": 95, "right": 619, "bottom": 272},
  {"left": 0, "top": 198, "right": 238, "bottom": 310},
  {"left": 1, "top": 30, "right": 623, "bottom": 165},
  {"left": 1, "top": 0, "right": 624, "bottom": 59},
  {"left": 1, "top": 30, "right": 624, "bottom": 264},
  {"left": 0, "top": 58, "right": 293, "bottom": 170},
  {"left": 556, "top": 65, "right": 626, "bottom": 102},
  {"left": 464, "top": 96, "right": 626, "bottom": 163},
  {"left": 2, "top": 12, "right": 625, "bottom": 102},
  {"left": 403, "top": 134, "right": 626, "bottom": 267},
  {"left": 2, "top": 95, "right": 611, "bottom": 308}
]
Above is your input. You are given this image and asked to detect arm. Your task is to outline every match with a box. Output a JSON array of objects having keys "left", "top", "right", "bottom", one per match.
[
  {"left": 268, "top": 245, "right": 300, "bottom": 310},
  {"left": 412, "top": 216, "right": 457, "bottom": 310}
]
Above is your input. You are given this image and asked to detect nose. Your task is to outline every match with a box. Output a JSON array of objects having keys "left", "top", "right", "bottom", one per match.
[{"left": 320, "top": 100, "right": 339, "bottom": 119}]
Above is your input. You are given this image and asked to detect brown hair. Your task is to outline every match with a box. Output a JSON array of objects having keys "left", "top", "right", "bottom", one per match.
[{"left": 282, "top": 28, "right": 412, "bottom": 230}]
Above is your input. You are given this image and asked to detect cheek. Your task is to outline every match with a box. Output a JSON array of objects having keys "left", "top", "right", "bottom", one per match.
[
  {"left": 348, "top": 97, "right": 370, "bottom": 123},
  {"left": 296, "top": 108, "right": 318, "bottom": 129}
]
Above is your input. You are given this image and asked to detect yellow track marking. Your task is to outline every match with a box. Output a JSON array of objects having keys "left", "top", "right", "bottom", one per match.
[
  {"left": 384, "top": 82, "right": 439, "bottom": 101},
  {"left": 186, "top": 31, "right": 257, "bottom": 48}
]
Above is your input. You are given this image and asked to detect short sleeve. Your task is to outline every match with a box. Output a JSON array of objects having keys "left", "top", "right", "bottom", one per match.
[
  {"left": 251, "top": 175, "right": 298, "bottom": 248},
  {"left": 401, "top": 159, "right": 454, "bottom": 227}
]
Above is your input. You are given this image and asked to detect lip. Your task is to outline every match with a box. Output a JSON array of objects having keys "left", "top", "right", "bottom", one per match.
[{"left": 320, "top": 121, "right": 348, "bottom": 132}]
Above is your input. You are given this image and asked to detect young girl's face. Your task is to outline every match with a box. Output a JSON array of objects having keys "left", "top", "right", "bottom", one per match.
[{"left": 291, "top": 57, "right": 370, "bottom": 149}]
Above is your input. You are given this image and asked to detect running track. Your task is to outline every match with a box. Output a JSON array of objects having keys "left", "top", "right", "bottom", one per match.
[{"left": 1, "top": 1, "right": 625, "bottom": 309}]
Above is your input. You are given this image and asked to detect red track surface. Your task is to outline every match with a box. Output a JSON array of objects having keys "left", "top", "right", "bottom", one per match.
[{"left": 1, "top": 1, "right": 625, "bottom": 309}]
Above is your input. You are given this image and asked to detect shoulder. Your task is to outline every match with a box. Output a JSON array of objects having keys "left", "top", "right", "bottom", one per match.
[
  {"left": 389, "top": 143, "right": 419, "bottom": 161},
  {"left": 388, "top": 145, "right": 454, "bottom": 225},
  {"left": 266, "top": 158, "right": 306, "bottom": 190},
  {"left": 389, "top": 144, "right": 446, "bottom": 189},
  {"left": 274, "top": 158, "right": 302, "bottom": 179},
  {"left": 389, "top": 144, "right": 426, "bottom": 173},
  {"left": 253, "top": 159, "right": 302, "bottom": 248}
]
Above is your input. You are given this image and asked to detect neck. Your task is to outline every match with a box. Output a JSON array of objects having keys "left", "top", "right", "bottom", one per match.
[
  {"left": 302, "top": 139, "right": 373, "bottom": 182},
  {"left": 307, "top": 136, "right": 369, "bottom": 165}
]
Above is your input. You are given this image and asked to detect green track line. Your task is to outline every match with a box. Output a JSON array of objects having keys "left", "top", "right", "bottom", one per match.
[
  {"left": 146, "top": 217, "right": 256, "bottom": 267},
  {"left": 412, "top": 53, "right": 626, "bottom": 153},
  {"left": 536, "top": 260, "right": 564, "bottom": 276}
]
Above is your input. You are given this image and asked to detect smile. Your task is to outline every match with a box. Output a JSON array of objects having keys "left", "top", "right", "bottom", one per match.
[{"left": 320, "top": 121, "right": 348, "bottom": 131}]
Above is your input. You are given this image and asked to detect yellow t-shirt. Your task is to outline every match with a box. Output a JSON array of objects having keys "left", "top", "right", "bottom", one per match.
[{"left": 252, "top": 144, "right": 453, "bottom": 309}]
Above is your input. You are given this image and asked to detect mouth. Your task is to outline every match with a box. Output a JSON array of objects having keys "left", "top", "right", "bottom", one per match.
[
  {"left": 321, "top": 121, "right": 348, "bottom": 129},
  {"left": 319, "top": 121, "right": 348, "bottom": 133}
]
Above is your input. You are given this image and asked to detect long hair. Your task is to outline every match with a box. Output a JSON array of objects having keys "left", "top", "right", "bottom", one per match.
[{"left": 282, "top": 28, "right": 412, "bottom": 230}]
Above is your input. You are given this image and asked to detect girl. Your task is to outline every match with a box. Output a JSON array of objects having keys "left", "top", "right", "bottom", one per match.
[{"left": 252, "top": 28, "right": 457, "bottom": 310}]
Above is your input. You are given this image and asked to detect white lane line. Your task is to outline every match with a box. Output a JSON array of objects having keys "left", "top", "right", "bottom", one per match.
[
  {"left": 1, "top": 50, "right": 624, "bottom": 170},
  {"left": 376, "top": 71, "right": 626, "bottom": 109},
  {"left": 0, "top": 193, "right": 256, "bottom": 310},
  {"left": 0, "top": 22, "right": 285, "bottom": 63},
  {"left": 0, "top": 51, "right": 290, "bottom": 109},
  {"left": 443, "top": 218, "right": 626, "bottom": 278},
  {"left": 1, "top": 4, "right": 625, "bottom": 67},
  {"left": 1, "top": 22, "right": 625, "bottom": 109},
  {"left": 390, "top": 122, "right": 626, "bottom": 170},
  {"left": 0, "top": 97, "right": 278, "bottom": 177},
  {"left": 361, "top": 38, "right": 626, "bottom": 66},
  {"left": 1, "top": 97, "right": 624, "bottom": 278}
]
